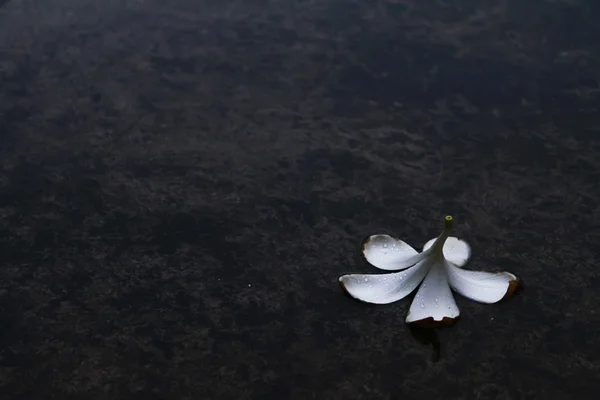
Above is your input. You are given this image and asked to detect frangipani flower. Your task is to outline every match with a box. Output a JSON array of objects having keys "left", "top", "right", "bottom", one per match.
[{"left": 338, "top": 216, "right": 519, "bottom": 328}]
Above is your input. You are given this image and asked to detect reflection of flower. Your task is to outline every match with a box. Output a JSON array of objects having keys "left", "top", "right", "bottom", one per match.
[{"left": 338, "top": 216, "right": 519, "bottom": 328}]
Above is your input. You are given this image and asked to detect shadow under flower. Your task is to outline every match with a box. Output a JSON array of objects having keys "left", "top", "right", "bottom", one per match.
[{"left": 409, "top": 323, "right": 441, "bottom": 363}]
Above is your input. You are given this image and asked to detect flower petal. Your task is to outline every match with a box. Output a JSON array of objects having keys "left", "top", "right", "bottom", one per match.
[
  {"left": 445, "top": 262, "right": 519, "bottom": 304},
  {"left": 405, "top": 261, "right": 460, "bottom": 327},
  {"left": 362, "top": 234, "right": 424, "bottom": 270},
  {"left": 338, "top": 259, "right": 431, "bottom": 304},
  {"left": 423, "top": 236, "right": 471, "bottom": 267}
]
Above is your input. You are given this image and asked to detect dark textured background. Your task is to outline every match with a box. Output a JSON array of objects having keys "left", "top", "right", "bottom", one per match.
[{"left": 1, "top": 0, "right": 599, "bottom": 399}]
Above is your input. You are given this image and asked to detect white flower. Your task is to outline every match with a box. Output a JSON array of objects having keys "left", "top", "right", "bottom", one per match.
[{"left": 338, "top": 215, "right": 519, "bottom": 327}]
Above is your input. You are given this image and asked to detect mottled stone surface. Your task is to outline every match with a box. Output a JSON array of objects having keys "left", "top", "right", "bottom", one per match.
[{"left": 1, "top": 0, "right": 599, "bottom": 398}]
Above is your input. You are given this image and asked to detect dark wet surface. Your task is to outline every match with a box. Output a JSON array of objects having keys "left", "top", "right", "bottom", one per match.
[{"left": 1, "top": 0, "right": 600, "bottom": 398}]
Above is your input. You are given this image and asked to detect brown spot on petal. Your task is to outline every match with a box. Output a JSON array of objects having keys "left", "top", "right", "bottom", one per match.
[
  {"left": 501, "top": 278, "right": 521, "bottom": 300},
  {"left": 360, "top": 234, "right": 403, "bottom": 255},
  {"left": 338, "top": 278, "right": 351, "bottom": 296},
  {"left": 408, "top": 316, "right": 459, "bottom": 329},
  {"left": 360, "top": 236, "right": 371, "bottom": 253}
]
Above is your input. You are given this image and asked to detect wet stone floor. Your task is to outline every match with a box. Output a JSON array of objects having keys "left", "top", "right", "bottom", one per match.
[{"left": 0, "top": 0, "right": 599, "bottom": 399}]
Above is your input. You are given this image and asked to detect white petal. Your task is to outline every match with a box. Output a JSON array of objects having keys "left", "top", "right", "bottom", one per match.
[
  {"left": 445, "top": 262, "right": 518, "bottom": 304},
  {"left": 405, "top": 261, "right": 460, "bottom": 326},
  {"left": 338, "top": 259, "right": 431, "bottom": 304},
  {"left": 362, "top": 234, "right": 424, "bottom": 270},
  {"left": 423, "top": 236, "right": 471, "bottom": 267}
]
